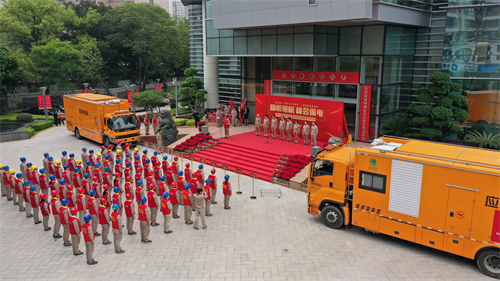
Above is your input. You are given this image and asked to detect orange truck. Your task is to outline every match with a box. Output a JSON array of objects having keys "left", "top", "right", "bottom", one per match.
[
  {"left": 63, "top": 94, "right": 141, "bottom": 146},
  {"left": 308, "top": 137, "right": 500, "bottom": 278}
]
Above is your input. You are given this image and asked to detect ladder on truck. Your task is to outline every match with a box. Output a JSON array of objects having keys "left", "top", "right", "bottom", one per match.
[{"left": 347, "top": 152, "right": 355, "bottom": 201}]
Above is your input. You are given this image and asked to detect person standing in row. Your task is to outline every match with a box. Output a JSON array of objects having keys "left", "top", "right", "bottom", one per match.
[
  {"left": 124, "top": 193, "right": 136, "bottom": 235},
  {"left": 152, "top": 114, "right": 159, "bottom": 133},
  {"left": 160, "top": 192, "right": 172, "bottom": 234},
  {"left": 271, "top": 115, "right": 278, "bottom": 139},
  {"left": 231, "top": 107, "right": 237, "bottom": 127},
  {"left": 293, "top": 121, "right": 300, "bottom": 144},
  {"left": 76, "top": 188, "right": 86, "bottom": 223},
  {"left": 182, "top": 184, "right": 193, "bottom": 225},
  {"left": 224, "top": 105, "right": 230, "bottom": 118},
  {"left": 311, "top": 121, "right": 318, "bottom": 147},
  {"left": 216, "top": 109, "right": 222, "bottom": 127},
  {"left": 203, "top": 179, "right": 212, "bottom": 217},
  {"left": 81, "top": 148, "right": 89, "bottom": 171},
  {"left": 30, "top": 185, "right": 42, "bottom": 224},
  {"left": 51, "top": 190, "right": 62, "bottom": 238},
  {"left": 255, "top": 114, "right": 261, "bottom": 136},
  {"left": 208, "top": 169, "right": 217, "bottom": 204},
  {"left": 138, "top": 197, "right": 152, "bottom": 243},
  {"left": 192, "top": 110, "right": 200, "bottom": 128},
  {"left": 59, "top": 198, "right": 71, "bottom": 247},
  {"left": 40, "top": 193, "right": 51, "bottom": 231},
  {"left": 82, "top": 215, "right": 98, "bottom": 265},
  {"left": 111, "top": 204, "right": 125, "bottom": 254},
  {"left": 243, "top": 105, "right": 249, "bottom": 126},
  {"left": 98, "top": 198, "right": 112, "bottom": 245},
  {"left": 302, "top": 121, "right": 310, "bottom": 145},
  {"left": 169, "top": 182, "right": 180, "bottom": 219},
  {"left": 286, "top": 118, "right": 293, "bottom": 142},
  {"left": 222, "top": 175, "right": 232, "bottom": 210},
  {"left": 192, "top": 188, "right": 207, "bottom": 230},
  {"left": 87, "top": 190, "right": 100, "bottom": 236},
  {"left": 263, "top": 115, "right": 270, "bottom": 138},
  {"left": 68, "top": 208, "right": 83, "bottom": 256},
  {"left": 144, "top": 114, "right": 150, "bottom": 136},
  {"left": 147, "top": 184, "right": 159, "bottom": 227},
  {"left": 223, "top": 117, "right": 230, "bottom": 139},
  {"left": 20, "top": 157, "right": 27, "bottom": 181}
]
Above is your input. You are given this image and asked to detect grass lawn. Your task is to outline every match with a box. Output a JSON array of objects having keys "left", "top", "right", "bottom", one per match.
[{"left": 0, "top": 109, "right": 54, "bottom": 123}]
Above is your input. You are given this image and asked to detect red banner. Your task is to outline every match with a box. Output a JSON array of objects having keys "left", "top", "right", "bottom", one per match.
[
  {"left": 154, "top": 84, "right": 163, "bottom": 91},
  {"left": 45, "top": 95, "right": 52, "bottom": 110},
  {"left": 358, "top": 85, "right": 372, "bottom": 142},
  {"left": 273, "top": 70, "right": 359, "bottom": 84},
  {"left": 264, "top": 80, "right": 271, "bottom": 95},
  {"left": 81, "top": 89, "right": 90, "bottom": 93},
  {"left": 38, "top": 95, "right": 44, "bottom": 110},
  {"left": 127, "top": 91, "right": 139, "bottom": 105},
  {"left": 255, "top": 95, "right": 344, "bottom": 143}
]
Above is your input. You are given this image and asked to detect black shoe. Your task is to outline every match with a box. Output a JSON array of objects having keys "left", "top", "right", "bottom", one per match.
[
  {"left": 13, "top": 202, "right": 18, "bottom": 205},
  {"left": 152, "top": 223, "right": 159, "bottom": 226},
  {"left": 203, "top": 226, "right": 207, "bottom": 229},
  {"left": 7, "top": 198, "right": 12, "bottom": 201},
  {"left": 173, "top": 216, "right": 180, "bottom": 219},
  {"left": 45, "top": 227, "right": 52, "bottom": 231},
  {"left": 187, "top": 221, "right": 193, "bottom": 225},
  {"left": 103, "top": 241, "right": 111, "bottom": 245},
  {"left": 19, "top": 209, "right": 25, "bottom": 212},
  {"left": 192, "top": 209, "right": 195, "bottom": 212},
  {"left": 115, "top": 249, "right": 125, "bottom": 254},
  {"left": 164, "top": 230, "right": 172, "bottom": 234},
  {"left": 74, "top": 251, "right": 83, "bottom": 256},
  {"left": 145, "top": 240, "right": 152, "bottom": 243},
  {"left": 226, "top": 207, "right": 231, "bottom": 210},
  {"left": 87, "top": 260, "right": 98, "bottom": 265},
  {"left": 27, "top": 214, "right": 33, "bottom": 218},
  {"left": 128, "top": 231, "right": 136, "bottom": 235},
  {"left": 94, "top": 232, "right": 101, "bottom": 236},
  {"left": 35, "top": 221, "right": 42, "bottom": 224},
  {"left": 193, "top": 227, "right": 199, "bottom": 230},
  {"left": 1, "top": 194, "right": 5, "bottom": 197},
  {"left": 211, "top": 202, "right": 217, "bottom": 204},
  {"left": 206, "top": 214, "right": 213, "bottom": 217},
  {"left": 53, "top": 234, "right": 62, "bottom": 239},
  {"left": 64, "top": 243, "right": 72, "bottom": 247}
]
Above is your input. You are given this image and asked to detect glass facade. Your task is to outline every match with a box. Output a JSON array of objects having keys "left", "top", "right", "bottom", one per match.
[
  {"left": 373, "top": 0, "right": 432, "bottom": 11},
  {"left": 188, "top": 4, "right": 203, "bottom": 78}
]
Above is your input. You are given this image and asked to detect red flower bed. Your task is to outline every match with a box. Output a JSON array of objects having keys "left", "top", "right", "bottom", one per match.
[
  {"left": 174, "top": 133, "right": 214, "bottom": 152},
  {"left": 141, "top": 136, "right": 157, "bottom": 143},
  {"left": 274, "top": 154, "right": 314, "bottom": 181}
]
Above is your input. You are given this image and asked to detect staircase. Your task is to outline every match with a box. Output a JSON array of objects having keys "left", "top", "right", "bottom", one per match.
[{"left": 191, "top": 142, "right": 280, "bottom": 182}]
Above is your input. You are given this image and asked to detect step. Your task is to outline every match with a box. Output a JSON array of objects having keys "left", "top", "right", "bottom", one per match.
[
  {"left": 194, "top": 149, "right": 279, "bottom": 170},
  {"left": 216, "top": 143, "right": 282, "bottom": 158},
  {"left": 193, "top": 151, "right": 278, "bottom": 174}
]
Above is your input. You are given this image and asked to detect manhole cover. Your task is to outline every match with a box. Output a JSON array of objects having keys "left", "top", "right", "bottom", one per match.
[{"left": 260, "top": 189, "right": 282, "bottom": 198}]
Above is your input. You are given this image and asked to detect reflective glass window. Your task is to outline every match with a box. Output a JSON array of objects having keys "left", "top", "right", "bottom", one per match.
[
  {"left": 362, "top": 26, "right": 385, "bottom": 55},
  {"left": 339, "top": 27, "right": 361, "bottom": 55}
]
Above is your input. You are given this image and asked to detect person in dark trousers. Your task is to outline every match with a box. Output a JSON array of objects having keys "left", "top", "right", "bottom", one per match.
[
  {"left": 192, "top": 110, "right": 200, "bottom": 128},
  {"left": 243, "top": 106, "right": 249, "bottom": 125},
  {"left": 58, "top": 110, "right": 65, "bottom": 125},
  {"left": 54, "top": 111, "right": 59, "bottom": 126}
]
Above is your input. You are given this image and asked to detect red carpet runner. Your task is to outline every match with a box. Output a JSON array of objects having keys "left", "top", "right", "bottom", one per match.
[{"left": 191, "top": 131, "right": 324, "bottom": 182}]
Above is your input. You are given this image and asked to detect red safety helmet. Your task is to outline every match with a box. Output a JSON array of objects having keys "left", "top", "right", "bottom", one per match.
[
  {"left": 171, "top": 182, "right": 177, "bottom": 187},
  {"left": 107, "top": 150, "right": 111, "bottom": 154},
  {"left": 185, "top": 163, "right": 190, "bottom": 168},
  {"left": 51, "top": 190, "right": 59, "bottom": 196},
  {"left": 149, "top": 183, "right": 155, "bottom": 189},
  {"left": 101, "top": 146, "right": 106, "bottom": 150},
  {"left": 93, "top": 176, "right": 99, "bottom": 181},
  {"left": 211, "top": 169, "right": 216, "bottom": 174},
  {"left": 126, "top": 176, "right": 132, "bottom": 182},
  {"left": 168, "top": 166, "right": 172, "bottom": 171},
  {"left": 100, "top": 198, "right": 107, "bottom": 204},
  {"left": 108, "top": 145, "right": 113, "bottom": 149},
  {"left": 126, "top": 193, "right": 132, "bottom": 200},
  {"left": 148, "top": 170, "right": 154, "bottom": 175},
  {"left": 78, "top": 188, "right": 85, "bottom": 194},
  {"left": 125, "top": 143, "right": 130, "bottom": 147},
  {"left": 70, "top": 208, "right": 78, "bottom": 214},
  {"left": 137, "top": 167, "right": 142, "bottom": 173},
  {"left": 174, "top": 156, "right": 178, "bottom": 161},
  {"left": 115, "top": 172, "right": 121, "bottom": 178},
  {"left": 103, "top": 184, "right": 110, "bottom": 190},
  {"left": 67, "top": 185, "right": 74, "bottom": 190},
  {"left": 40, "top": 193, "right": 47, "bottom": 199},
  {"left": 117, "top": 140, "right": 122, "bottom": 144}
]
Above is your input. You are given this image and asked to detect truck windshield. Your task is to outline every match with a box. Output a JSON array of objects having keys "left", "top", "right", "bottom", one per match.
[{"left": 113, "top": 115, "right": 139, "bottom": 132}]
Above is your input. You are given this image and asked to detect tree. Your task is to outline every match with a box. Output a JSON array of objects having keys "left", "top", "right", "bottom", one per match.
[
  {"left": 30, "top": 41, "right": 83, "bottom": 90},
  {"left": 131, "top": 90, "right": 165, "bottom": 114},
  {"left": 0, "top": 45, "right": 25, "bottom": 109},
  {"left": 408, "top": 72, "right": 468, "bottom": 141},
  {"left": 178, "top": 68, "right": 207, "bottom": 112}
]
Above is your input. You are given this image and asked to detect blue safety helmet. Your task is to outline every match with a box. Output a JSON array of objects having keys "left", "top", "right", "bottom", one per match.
[
  {"left": 105, "top": 155, "right": 110, "bottom": 160},
  {"left": 20, "top": 157, "right": 26, "bottom": 162},
  {"left": 163, "top": 192, "right": 169, "bottom": 198},
  {"left": 4, "top": 165, "right": 9, "bottom": 170},
  {"left": 16, "top": 173, "right": 23, "bottom": 178},
  {"left": 86, "top": 160, "right": 92, "bottom": 165},
  {"left": 160, "top": 176, "right": 165, "bottom": 181},
  {"left": 137, "top": 180, "right": 143, "bottom": 186},
  {"left": 126, "top": 153, "right": 130, "bottom": 157},
  {"left": 61, "top": 198, "right": 69, "bottom": 205},
  {"left": 163, "top": 156, "right": 167, "bottom": 160},
  {"left": 50, "top": 175, "right": 56, "bottom": 180},
  {"left": 84, "top": 173, "right": 90, "bottom": 178},
  {"left": 27, "top": 162, "right": 32, "bottom": 167},
  {"left": 143, "top": 150, "right": 148, "bottom": 154},
  {"left": 30, "top": 185, "right": 36, "bottom": 191},
  {"left": 69, "top": 153, "right": 75, "bottom": 158},
  {"left": 64, "top": 165, "right": 69, "bottom": 170},
  {"left": 116, "top": 159, "right": 121, "bottom": 164},
  {"left": 112, "top": 204, "right": 120, "bottom": 211},
  {"left": 140, "top": 197, "right": 147, "bottom": 203},
  {"left": 44, "top": 153, "right": 49, "bottom": 157},
  {"left": 89, "top": 190, "right": 96, "bottom": 197},
  {"left": 48, "top": 156, "right": 53, "bottom": 161},
  {"left": 153, "top": 151, "right": 158, "bottom": 155},
  {"left": 135, "top": 156, "right": 140, "bottom": 160},
  {"left": 198, "top": 164, "right": 203, "bottom": 169},
  {"left": 126, "top": 162, "right": 131, "bottom": 167},
  {"left": 60, "top": 179, "right": 66, "bottom": 185},
  {"left": 84, "top": 215, "right": 92, "bottom": 222},
  {"left": 62, "top": 151, "right": 67, "bottom": 155},
  {"left": 113, "top": 187, "right": 120, "bottom": 193},
  {"left": 24, "top": 180, "right": 31, "bottom": 185},
  {"left": 178, "top": 171, "right": 184, "bottom": 176},
  {"left": 96, "top": 163, "right": 101, "bottom": 168},
  {"left": 104, "top": 167, "right": 110, "bottom": 172},
  {"left": 205, "top": 179, "right": 211, "bottom": 184},
  {"left": 40, "top": 168, "right": 46, "bottom": 173},
  {"left": 82, "top": 148, "right": 87, "bottom": 151},
  {"left": 145, "top": 159, "right": 150, "bottom": 164},
  {"left": 89, "top": 149, "right": 94, "bottom": 154},
  {"left": 74, "top": 168, "right": 80, "bottom": 172},
  {"left": 185, "top": 184, "right": 191, "bottom": 189},
  {"left": 225, "top": 175, "right": 230, "bottom": 180}
]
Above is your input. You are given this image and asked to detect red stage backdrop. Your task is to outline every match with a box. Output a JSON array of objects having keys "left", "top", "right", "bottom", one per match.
[
  {"left": 255, "top": 95, "right": 344, "bottom": 143},
  {"left": 273, "top": 70, "right": 359, "bottom": 84},
  {"left": 358, "top": 85, "right": 372, "bottom": 142}
]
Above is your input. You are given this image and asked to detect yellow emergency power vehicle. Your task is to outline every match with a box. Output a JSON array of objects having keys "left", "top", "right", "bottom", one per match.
[
  {"left": 63, "top": 94, "right": 141, "bottom": 145},
  {"left": 308, "top": 137, "right": 500, "bottom": 278}
]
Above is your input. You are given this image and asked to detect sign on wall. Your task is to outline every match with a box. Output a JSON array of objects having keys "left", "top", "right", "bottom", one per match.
[
  {"left": 255, "top": 95, "right": 344, "bottom": 143},
  {"left": 358, "top": 85, "right": 372, "bottom": 142},
  {"left": 273, "top": 70, "right": 359, "bottom": 84},
  {"left": 264, "top": 80, "right": 271, "bottom": 95}
]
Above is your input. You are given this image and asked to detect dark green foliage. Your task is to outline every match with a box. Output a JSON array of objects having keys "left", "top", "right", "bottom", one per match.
[
  {"left": 178, "top": 68, "right": 207, "bottom": 112},
  {"left": 465, "top": 130, "right": 500, "bottom": 149},
  {"left": 381, "top": 116, "right": 412, "bottom": 137},
  {"left": 31, "top": 120, "right": 54, "bottom": 131},
  {"left": 16, "top": 113, "right": 33, "bottom": 123}
]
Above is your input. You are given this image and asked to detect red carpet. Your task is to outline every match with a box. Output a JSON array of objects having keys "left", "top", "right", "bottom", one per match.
[{"left": 191, "top": 131, "right": 325, "bottom": 182}]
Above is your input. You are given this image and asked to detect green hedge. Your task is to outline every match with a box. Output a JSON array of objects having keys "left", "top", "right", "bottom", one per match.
[
  {"left": 174, "top": 118, "right": 187, "bottom": 126},
  {"left": 32, "top": 120, "right": 54, "bottom": 131},
  {"left": 186, "top": 119, "right": 196, "bottom": 126},
  {"left": 20, "top": 127, "right": 35, "bottom": 137},
  {"left": 16, "top": 113, "right": 33, "bottom": 123}
]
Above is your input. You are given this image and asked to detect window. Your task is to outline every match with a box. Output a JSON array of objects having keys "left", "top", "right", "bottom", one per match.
[
  {"left": 359, "top": 171, "right": 386, "bottom": 193},
  {"left": 309, "top": 0, "right": 317, "bottom": 5},
  {"left": 106, "top": 118, "right": 113, "bottom": 130},
  {"left": 312, "top": 160, "right": 334, "bottom": 177}
]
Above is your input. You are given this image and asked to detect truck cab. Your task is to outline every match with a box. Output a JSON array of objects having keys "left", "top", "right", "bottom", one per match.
[
  {"left": 308, "top": 144, "right": 355, "bottom": 229},
  {"left": 102, "top": 112, "right": 140, "bottom": 146}
]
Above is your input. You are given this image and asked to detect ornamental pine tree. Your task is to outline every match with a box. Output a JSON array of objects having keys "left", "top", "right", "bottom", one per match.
[
  {"left": 178, "top": 68, "right": 207, "bottom": 112},
  {"left": 408, "top": 72, "right": 468, "bottom": 141}
]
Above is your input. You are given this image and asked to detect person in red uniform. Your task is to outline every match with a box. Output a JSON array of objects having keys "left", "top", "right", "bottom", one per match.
[
  {"left": 30, "top": 185, "right": 42, "bottom": 224},
  {"left": 115, "top": 159, "right": 123, "bottom": 184},
  {"left": 55, "top": 160, "right": 64, "bottom": 180},
  {"left": 23, "top": 181, "right": 32, "bottom": 217},
  {"left": 143, "top": 159, "right": 151, "bottom": 177},
  {"left": 189, "top": 177, "right": 198, "bottom": 195},
  {"left": 196, "top": 164, "right": 205, "bottom": 189},
  {"left": 171, "top": 156, "right": 179, "bottom": 182},
  {"left": 66, "top": 185, "right": 77, "bottom": 209},
  {"left": 134, "top": 155, "right": 141, "bottom": 172},
  {"left": 223, "top": 117, "right": 230, "bottom": 138},
  {"left": 48, "top": 157, "right": 56, "bottom": 176},
  {"left": 184, "top": 163, "right": 192, "bottom": 182},
  {"left": 68, "top": 208, "right": 83, "bottom": 255},
  {"left": 135, "top": 168, "right": 143, "bottom": 187},
  {"left": 147, "top": 184, "right": 159, "bottom": 226},
  {"left": 112, "top": 187, "right": 123, "bottom": 216},
  {"left": 98, "top": 198, "right": 112, "bottom": 245},
  {"left": 2, "top": 166, "right": 12, "bottom": 201},
  {"left": 68, "top": 153, "right": 77, "bottom": 176},
  {"left": 82, "top": 173, "right": 91, "bottom": 199},
  {"left": 51, "top": 190, "right": 62, "bottom": 238},
  {"left": 31, "top": 166, "right": 40, "bottom": 187},
  {"left": 153, "top": 162, "right": 162, "bottom": 187},
  {"left": 76, "top": 188, "right": 87, "bottom": 223},
  {"left": 151, "top": 151, "right": 159, "bottom": 167},
  {"left": 13, "top": 173, "right": 24, "bottom": 210},
  {"left": 222, "top": 174, "right": 233, "bottom": 210},
  {"left": 102, "top": 184, "right": 112, "bottom": 215},
  {"left": 124, "top": 162, "right": 132, "bottom": 182},
  {"left": 158, "top": 176, "right": 167, "bottom": 198},
  {"left": 102, "top": 167, "right": 112, "bottom": 187},
  {"left": 59, "top": 198, "right": 71, "bottom": 247},
  {"left": 161, "top": 156, "right": 169, "bottom": 175},
  {"left": 58, "top": 179, "right": 68, "bottom": 201},
  {"left": 73, "top": 168, "right": 82, "bottom": 189},
  {"left": 169, "top": 182, "right": 180, "bottom": 219},
  {"left": 135, "top": 180, "right": 145, "bottom": 206},
  {"left": 111, "top": 204, "right": 125, "bottom": 254},
  {"left": 165, "top": 166, "right": 174, "bottom": 189},
  {"left": 39, "top": 169, "right": 49, "bottom": 197},
  {"left": 142, "top": 150, "right": 149, "bottom": 168},
  {"left": 124, "top": 193, "right": 136, "bottom": 235},
  {"left": 93, "top": 163, "right": 102, "bottom": 183},
  {"left": 82, "top": 215, "right": 98, "bottom": 265},
  {"left": 124, "top": 176, "right": 134, "bottom": 201},
  {"left": 144, "top": 114, "right": 151, "bottom": 135},
  {"left": 176, "top": 171, "right": 186, "bottom": 192},
  {"left": 49, "top": 175, "right": 58, "bottom": 194},
  {"left": 87, "top": 190, "right": 100, "bottom": 236},
  {"left": 138, "top": 197, "right": 151, "bottom": 243},
  {"left": 203, "top": 179, "right": 213, "bottom": 217},
  {"left": 88, "top": 150, "right": 95, "bottom": 167},
  {"left": 208, "top": 169, "right": 218, "bottom": 204},
  {"left": 182, "top": 184, "right": 193, "bottom": 225},
  {"left": 146, "top": 169, "right": 154, "bottom": 189},
  {"left": 152, "top": 114, "right": 159, "bottom": 133},
  {"left": 91, "top": 176, "right": 101, "bottom": 200},
  {"left": 40, "top": 193, "right": 51, "bottom": 231},
  {"left": 63, "top": 165, "right": 72, "bottom": 184},
  {"left": 161, "top": 192, "right": 172, "bottom": 234}
]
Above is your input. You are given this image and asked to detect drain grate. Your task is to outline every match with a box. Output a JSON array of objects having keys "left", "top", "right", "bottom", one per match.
[{"left": 260, "top": 189, "right": 282, "bottom": 198}]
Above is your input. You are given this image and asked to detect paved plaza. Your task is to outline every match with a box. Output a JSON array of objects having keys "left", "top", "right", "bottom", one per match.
[{"left": 0, "top": 126, "right": 489, "bottom": 280}]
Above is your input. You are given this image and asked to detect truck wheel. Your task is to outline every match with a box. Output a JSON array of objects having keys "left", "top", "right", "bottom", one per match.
[
  {"left": 75, "top": 128, "right": 82, "bottom": 139},
  {"left": 321, "top": 205, "right": 344, "bottom": 229},
  {"left": 477, "top": 249, "right": 500, "bottom": 278}
]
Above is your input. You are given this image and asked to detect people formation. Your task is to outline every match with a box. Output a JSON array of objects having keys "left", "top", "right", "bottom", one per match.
[
  {"left": 0, "top": 140, "right": 233, "bottom": 265},
  {"left": 255, "top": 114, "right": 318, "bottom": 146}
]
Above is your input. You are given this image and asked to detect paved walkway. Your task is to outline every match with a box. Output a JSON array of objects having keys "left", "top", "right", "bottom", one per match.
[{"left": 0, "top": 125, "right": 488, "bottom": 280}]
